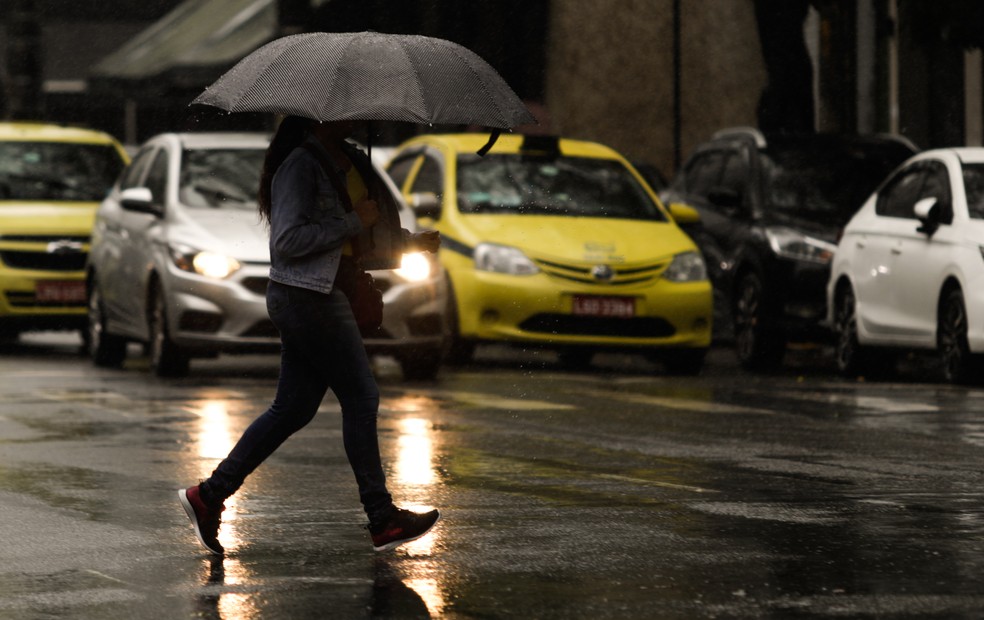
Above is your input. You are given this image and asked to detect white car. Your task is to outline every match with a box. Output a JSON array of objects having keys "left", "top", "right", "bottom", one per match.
[
  {"left": 827, "top": 148, "right": 984, "bottom": 383},
  {"left": 87, "top": 132, "right": 447, "bottom": 379}
]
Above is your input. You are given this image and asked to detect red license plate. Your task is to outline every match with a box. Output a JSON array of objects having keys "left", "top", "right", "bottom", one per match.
[
  {"left": 35, "top": 280, "right": 86, "bottom": 303},
  {"left": 572, "top": 295, "right": 635, "bottom": 318}
]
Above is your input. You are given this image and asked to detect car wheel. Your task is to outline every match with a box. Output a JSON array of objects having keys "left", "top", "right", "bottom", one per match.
[
  {"left": 87, "top": 280, "right": 126, "bottom": 368},
  {"left": 398, "top": 349, "right": 443, "bottom": 381},
  {"left": 149, "top": 284, "right": 190, "bottom": 378},
  {"left": 834, "top": 285, "right": 867, "bottom": 377},
  {"left": 733, "top": 271, "right": 785, "bottom": 370},
  {"left": 938, "top": 288, "right": 980, "bottom": 384},
  {"left": 443, "top": 278, "right": 475, "bottom": 365}
]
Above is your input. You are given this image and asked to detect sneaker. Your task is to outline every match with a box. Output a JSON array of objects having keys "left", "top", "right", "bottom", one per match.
[
  {"left": 178, "top": 485, "right": 225, "bottom": 555},
  {"left": 369, "top": 507, "right": 441, "bottom": 552}
]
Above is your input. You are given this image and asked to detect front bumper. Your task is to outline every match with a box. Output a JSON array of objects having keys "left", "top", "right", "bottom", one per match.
[
  {"left": 164, "top": 262, "right": 447, "bottom": 358},
  {"left": 452, "top": 269, "right": 712, "bottom": 350},
  {"left": 0, "top": 239, "right": 89, "bottom": 332}
]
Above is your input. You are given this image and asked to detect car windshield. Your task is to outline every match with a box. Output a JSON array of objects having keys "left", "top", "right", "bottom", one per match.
[
  {"left": 179, "top": 148, "right": 264, "bottom": 210},
  {"left": 456, "top": 153, "right": 666, "bottom": 221},
  {"left": 0, "top": 141, "right": 124, "bottom": 202},
  {"left": 761, "top": 142, "right": 911, "bottom": 224},
  {"left": 964, "top": 163, "right": 984, "bottom": 219}
]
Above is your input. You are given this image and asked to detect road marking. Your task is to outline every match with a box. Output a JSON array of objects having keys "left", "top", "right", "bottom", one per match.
[
  {"left": 595, "top": 472, "right": 717, "bottom": 494},
  {"left": 420, "top": 390, "right": 575, "bottom": 411},
  {"left": 579, "top": 390, "right": 776, "bottom": 415}
]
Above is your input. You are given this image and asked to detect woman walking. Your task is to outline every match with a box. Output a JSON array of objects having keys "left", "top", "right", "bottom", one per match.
[{"left": 179, "top": 116, "right": 440, "bottom": 555}]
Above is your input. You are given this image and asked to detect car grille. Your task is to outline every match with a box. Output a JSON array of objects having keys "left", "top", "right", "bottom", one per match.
[
  {"left": 0, "top": 235, "right": 89, "bottom": 272},
  {"left": 519, "top": 314, "right": 676, "bottom": 338},
  {"left": 534, "top": 257, "right": 668, "bottom": 286}
]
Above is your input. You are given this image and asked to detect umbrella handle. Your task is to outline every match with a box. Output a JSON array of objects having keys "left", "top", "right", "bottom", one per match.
[{"left": 477, "top": 130, "right": 501, "bottom": 156}]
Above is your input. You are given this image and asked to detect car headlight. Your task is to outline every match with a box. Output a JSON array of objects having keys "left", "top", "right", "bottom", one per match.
[
  {"left": 662, "top": 251, "right": 708, "bottom": 282},
  {"left": 474, "top": 243, "right": 540, "bottom": 275},
  {"left": 394, "top": 252, "right": 432, "bottom": 282},
  {"left": 170, "top": 245, "right": 241, "bottom": 279},
  {"left": 766, "top": 227, "right": 836, "bottom": 264}
]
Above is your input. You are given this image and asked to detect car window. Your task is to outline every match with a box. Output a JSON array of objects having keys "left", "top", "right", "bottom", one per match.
[
  {"left": 876, "top": 167, "right": 924, "bottom": 219},
  {"left": 920, "top": 162, "right": 953, "bottom": 224},
  {"left": 964, "top": 163, "right": 984, "bottom": 219},
  {"left": 0, "top": 140, "right": 125, "bottom": 201},
  {"left": 680, "top": 150, "right": 727, "bottom": 198},
  {"left": 178, "top": 148, "right": 264, "bottom": 210},
  {"left": 386, "top": 155, "right": 418, "bottom": 191},
  {"left": 120, "top": 148, "right": 155, "bottom": 190},
  {"left": 455, "top": 153, "right": 667, "bottom": 221},
  {"left": 762, "top": 142, "right": 911, "bottom": 224},
  {"left": 144, "top": 150, "right": 169, "bottom": 208},
  {"left": 410, "top": 155, "right": 443, "bottom": 199},
  {"left": 719, "top": 151, "right": 749, "bottom": 202}
]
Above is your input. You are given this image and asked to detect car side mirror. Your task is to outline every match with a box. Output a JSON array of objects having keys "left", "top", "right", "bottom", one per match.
[
  {"left": 667, "top": 202, "right": 701, "bottom": 225},
  {"left": 914, "top": 196, "right": 939, "bottom": 236},
  {"left": 120, "top": 187, "right": 161, "bottom": 216},
  {"left": 409, "top": 192, "right": 441, "bottom": 220}
]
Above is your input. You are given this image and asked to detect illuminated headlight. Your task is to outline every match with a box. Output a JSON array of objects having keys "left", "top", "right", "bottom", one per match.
[
  {"left": 171, "top": 246, "right": 241, "bottom": 279},
  {"left": 394, "top": 252, "right": 432, "bottom": 282},
  {"left": 766, "top": 227, "right": 836, "bottom": 264},
  {"left": 662, "top": 251, "right": 707, "bottom": 282},
  {"left": 474, "top": 243, "right": 540, "bottom": 275}
]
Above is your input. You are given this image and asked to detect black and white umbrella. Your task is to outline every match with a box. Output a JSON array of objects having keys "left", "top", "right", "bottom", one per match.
[{"left": 192, "top": 31, "right": 535, "bottom": 151}]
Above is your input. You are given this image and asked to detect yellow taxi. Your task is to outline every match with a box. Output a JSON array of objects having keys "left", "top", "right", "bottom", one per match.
[
  {"left": 386, "top": 134, "right": 712, "bottom": 373},
  {"left": 0, "top": 122, "right": 128, "bottom": 342}
]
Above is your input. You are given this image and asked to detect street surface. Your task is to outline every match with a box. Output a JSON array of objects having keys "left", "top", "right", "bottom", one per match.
[{"left": 2, "top": 335, "right": 984, "bottom": 618}]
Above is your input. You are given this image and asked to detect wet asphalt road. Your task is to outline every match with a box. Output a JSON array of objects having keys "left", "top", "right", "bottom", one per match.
[{"left": 2, "top": 335, "right": 984, "bottom": 619}]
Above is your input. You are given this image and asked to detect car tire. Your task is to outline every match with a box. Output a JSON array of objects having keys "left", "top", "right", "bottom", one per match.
[
  {"left": 398, "top": 349, "right": 443, "bottom": 381},
  {"left": 733, "top": 271, "right": 785, "bottom": 370},
  {"left": 834, "top": 285, "right": 872, "bottom": 378},
  {"left": 87, "top": 280, "right": 126, "bottom": 368},
  {"left": 938, "top": 287, "right": 981, "bottom": 384},
  {"left": 149, "top": 283, "right": 190, "bottom": 378}
]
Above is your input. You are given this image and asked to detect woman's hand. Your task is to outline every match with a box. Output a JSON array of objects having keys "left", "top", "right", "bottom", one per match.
[
  {"left": 354, "top": 199, "right": 380, "bottom": 228},
  {"left": 410, "top": 230, "right": 441, "bottom": 253}
]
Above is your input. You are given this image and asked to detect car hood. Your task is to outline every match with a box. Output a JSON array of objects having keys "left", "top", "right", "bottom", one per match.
[
  {"left": 760, "top": 210, "right": 844, "bottom": 243},
  {"left": 171, "top": 209, "right": 270, "bottom": 262},
  {"left": 0, "top": 201, "right": 99, "bottom": 235},
  {"left": 456, "top": 215, "right": 697, "bottom": 263}
]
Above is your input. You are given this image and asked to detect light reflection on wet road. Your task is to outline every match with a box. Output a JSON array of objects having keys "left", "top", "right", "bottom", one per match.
[{"left": 2, "top": 335, "right": 984, "bottom": 618}]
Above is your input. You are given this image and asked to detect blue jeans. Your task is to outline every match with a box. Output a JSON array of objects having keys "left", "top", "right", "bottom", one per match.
[{"left": 202, "top": 280, "right": 393, "bottom": 524}]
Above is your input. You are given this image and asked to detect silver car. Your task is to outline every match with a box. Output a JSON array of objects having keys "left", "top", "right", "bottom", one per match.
[{"left": 86, "top": 132, "right": 447, "bottom": 379}]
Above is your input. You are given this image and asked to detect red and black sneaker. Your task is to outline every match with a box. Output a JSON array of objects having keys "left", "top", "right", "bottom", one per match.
[
  {"left": 369, "top": 507, "right": 441, "bottom": 552},
  {"left": 178, "top": 485, "right": 225, "bottom": 555}
]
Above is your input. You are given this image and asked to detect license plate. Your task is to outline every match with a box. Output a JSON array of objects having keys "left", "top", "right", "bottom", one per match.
[
  {"left": 572, "top": 295, "right": 635, "bottom": 318},
  {"left": 35, "top": 280, "right": 86, "bottom": 303}
]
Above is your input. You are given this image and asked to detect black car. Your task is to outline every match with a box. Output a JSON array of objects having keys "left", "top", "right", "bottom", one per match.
[{"left": 661, "top": 127, "right": 916, "bottom": 369}]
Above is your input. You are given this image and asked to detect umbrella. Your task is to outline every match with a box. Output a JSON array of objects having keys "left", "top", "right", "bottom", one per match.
[{"left": 192, "top": 31, "right": 536, "bottom": 153}]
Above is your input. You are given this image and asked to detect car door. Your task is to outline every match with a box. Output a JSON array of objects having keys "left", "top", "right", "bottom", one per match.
[
  {"left": 855, "top": 164, "right": 927, "bottom": 340},
  {"left": 891, "top": 159, "right": 957, "bottom": 344},
  {"left": 115, "top": 145, "right": 169, "bottom": 337},
  {"left": 665, "top": 149, "right": 733, "bottom": 284},
  {"left": 98, "top": 146, "right": 155, "bottom": 333}
]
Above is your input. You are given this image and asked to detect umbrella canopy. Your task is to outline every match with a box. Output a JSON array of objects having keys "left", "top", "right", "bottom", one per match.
[{"left": 192, "top": 31, "right": 536, "bottom": 130}]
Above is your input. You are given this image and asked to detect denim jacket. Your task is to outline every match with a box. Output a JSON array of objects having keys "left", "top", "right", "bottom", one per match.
[{"left": 268, "top": 136, "right": 366, "bottom": 294}]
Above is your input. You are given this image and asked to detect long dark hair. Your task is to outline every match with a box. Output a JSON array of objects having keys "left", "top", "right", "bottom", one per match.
[{"left": 258, "top": 116, "right": 312, "bottom": 225}]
